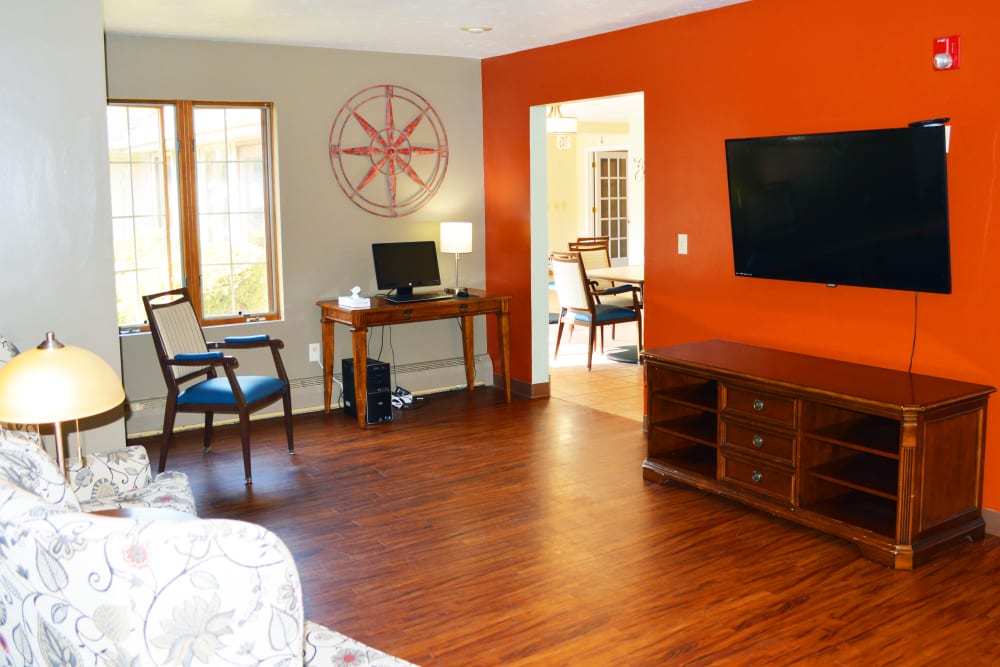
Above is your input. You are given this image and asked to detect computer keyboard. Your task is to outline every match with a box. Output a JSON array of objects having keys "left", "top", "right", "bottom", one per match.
[{"left": 386, "top": 291, "right": 452, "bottom": 303}]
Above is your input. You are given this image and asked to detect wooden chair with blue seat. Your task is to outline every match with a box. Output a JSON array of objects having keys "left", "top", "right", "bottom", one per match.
[
  {"left": 550, "top": 250, "right": 642, "bottom": 370},
  {"left": 142, "top": 287, "right": 293, "bottom": 484},
  {"left": 568, "top": 236, "right": 640, "bottom": 309}
]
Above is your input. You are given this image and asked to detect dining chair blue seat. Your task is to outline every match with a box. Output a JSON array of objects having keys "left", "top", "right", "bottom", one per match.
[{"left": 550, "top": 251, "right": 642, "bottom": 370}]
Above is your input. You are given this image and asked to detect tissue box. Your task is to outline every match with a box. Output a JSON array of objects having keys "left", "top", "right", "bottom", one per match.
[{"left": 338, "top": 295, "right": 371, "bottom": 308}]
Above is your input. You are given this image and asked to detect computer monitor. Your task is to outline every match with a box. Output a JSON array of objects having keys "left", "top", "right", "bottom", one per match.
[{"left": 371, "top": 241, "right": 442, "bottom": 298}]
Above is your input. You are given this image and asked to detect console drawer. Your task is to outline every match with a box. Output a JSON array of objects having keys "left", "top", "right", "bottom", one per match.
[
  {"left": 725, "top": 385, "right": 796, "bottom": 426},
  {"left": 723, "top": 421, "right": 794, "bottom": 462},
  {"left": 722, "top": 456, "right": 793, "bottom": 502}
]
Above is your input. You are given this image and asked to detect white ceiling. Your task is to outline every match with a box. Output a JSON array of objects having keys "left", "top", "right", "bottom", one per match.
[{"left": 102, "top": 0, "right": 749, "bottom": 60}]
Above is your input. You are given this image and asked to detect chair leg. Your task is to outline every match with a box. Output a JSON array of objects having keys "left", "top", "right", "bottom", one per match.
[
  {"left": 202, "top": 412, "right": 215, "bottom": 453},
  {"left": 283, "top": 389, "right": 295, "bottom": 454},
  {"left": 586, "top": 327, "right": 596, "bottom": 370},
  {"left": 238, "top": 409, "right": 253, "bottom": 485},
  {"left": 158, "top": 402, "right": 178, "bottom": 474},
  {"left": 554, "top": 320, "right": 566, "bottom": 359}
]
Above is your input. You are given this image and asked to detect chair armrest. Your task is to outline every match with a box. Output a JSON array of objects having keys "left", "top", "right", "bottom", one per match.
[
  {"left": 304, "top": 621, "right": 418, "bottom": 666},
  {"left": 597, "top": 283, "right": 635, "bottom": 295},
  {"left": 166, "top": 353, "right": 239, "bottom": 378},
  {"left": 167, "top": 352, "right": 239, "bottom": 368},
  {"left": 210, "top": 335, "right": 285, "bottom": 350},
  {"left": 210, "top": 336, "right": 290, "bottom": 384},
  {"left": 69, "top": 445, "right": 153, "bottom": 498},
  {"left": 69, "top": 445, "right": 197, "bottom": 515},
  {"left": 0, "top": 485, "right": 306, "bottom": 665},
  {"left": 174, "top": 351, "right": 224, "bottom": 361}
]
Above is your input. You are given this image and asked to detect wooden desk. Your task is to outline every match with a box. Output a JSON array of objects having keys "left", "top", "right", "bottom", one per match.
[{"left": 317, "top": 291, "right": 512, "bottom": 427}]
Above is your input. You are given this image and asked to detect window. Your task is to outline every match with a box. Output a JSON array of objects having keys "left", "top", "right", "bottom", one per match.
[{"left": 107, "top": 100, "right": 279, "bottom": 328}]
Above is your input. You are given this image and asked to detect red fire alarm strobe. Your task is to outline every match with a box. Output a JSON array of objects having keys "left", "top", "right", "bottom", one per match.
[{"left": 933, "top": 35, "right": 960, "bottom": 70}]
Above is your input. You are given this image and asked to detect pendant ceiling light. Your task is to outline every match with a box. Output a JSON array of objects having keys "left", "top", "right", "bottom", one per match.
[{"left": 546, "top": 104, "right": 578, "bottom": 134}]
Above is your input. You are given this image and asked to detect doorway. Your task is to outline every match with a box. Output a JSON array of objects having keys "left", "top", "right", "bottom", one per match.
[{"left": 531, "top": 93, "right": 645, "bottom": 411}]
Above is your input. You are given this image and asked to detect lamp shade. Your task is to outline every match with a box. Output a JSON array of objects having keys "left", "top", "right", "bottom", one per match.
[
  {"left": 546, "top": 104, "right": 578, "bottom": 134},
  {"left": 0, "top": 332, "right": 125, "bottom": 424},
  {"left": 440, "top": 221, "right": 473, "bottom": 254}
]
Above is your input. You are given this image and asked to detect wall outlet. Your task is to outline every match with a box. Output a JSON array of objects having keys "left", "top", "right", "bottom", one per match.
[
  {"left": 308, "top": 343, "right": 320, "bottom": 363},
  {"left": 678, "top": 233, "right": 688, "bottom": 255}
]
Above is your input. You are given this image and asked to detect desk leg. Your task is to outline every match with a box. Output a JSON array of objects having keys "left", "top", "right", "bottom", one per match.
[
  {"left": 498, "top": 310, "right": 511, "bottom": 402},
  {"left": 351, "top": 327, "right": 368, "bottom": 429},
  {"left": 322, "top": 319, "right": 335, "bottom": 414},
  {"left": 461, "top": 314, "right": 475, "bottom": 391}
]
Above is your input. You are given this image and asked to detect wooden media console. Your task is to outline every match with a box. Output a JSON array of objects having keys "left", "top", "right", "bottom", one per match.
[{"left": 642, "top": 339, "right": 994, "bottom": 569}]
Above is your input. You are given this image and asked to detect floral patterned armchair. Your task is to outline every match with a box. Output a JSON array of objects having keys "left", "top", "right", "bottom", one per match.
[
  {"left": 0, "top": 434, "right": 417, "bottom": 666},
  {"left": 0, "top": 332, "right": 196, "bottom": 515},
  {"left": 0, "top": 428, "right": 197, "bottom": 515}
]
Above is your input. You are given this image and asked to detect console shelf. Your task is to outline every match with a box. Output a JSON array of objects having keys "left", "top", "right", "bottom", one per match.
[{"left": 642, "top": 339, "right": 994, "bottom": 569}]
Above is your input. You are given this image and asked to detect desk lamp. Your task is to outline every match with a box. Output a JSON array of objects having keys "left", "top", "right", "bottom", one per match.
[
  {"left": 0, "top": 332, "right": 125, "bottom": 478},
  {"left": 440, "top": 221, "right": 473, "bottom": 296}
]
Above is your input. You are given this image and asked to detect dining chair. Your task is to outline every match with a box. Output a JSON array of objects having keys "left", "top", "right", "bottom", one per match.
[
  {"left": 568, "top": 237, "right": 640, "bottom": 309},
  {"left": 550, "top": 251, "right": 642, "bottom": 370},
  {"left": 142, "top": 288, "right": 293, "bottom": 484}
]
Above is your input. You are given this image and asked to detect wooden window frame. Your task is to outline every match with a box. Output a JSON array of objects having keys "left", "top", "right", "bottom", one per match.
[{"left": 109, "top": 98, "right": 282, "bottom": 330}]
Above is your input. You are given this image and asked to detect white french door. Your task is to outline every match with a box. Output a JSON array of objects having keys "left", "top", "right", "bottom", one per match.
[{"left": 591, "top": 150, "right": 629, "bottom": 264}]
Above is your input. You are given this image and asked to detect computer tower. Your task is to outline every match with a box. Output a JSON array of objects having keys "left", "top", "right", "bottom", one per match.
[{"left": 342, "top": 357, "right": 392, "bottom": 424}]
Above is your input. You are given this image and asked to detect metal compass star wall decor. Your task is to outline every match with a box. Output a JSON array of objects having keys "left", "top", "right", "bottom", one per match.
[{"left": 329, "top": 84, "right": 449, "bottom": 218}]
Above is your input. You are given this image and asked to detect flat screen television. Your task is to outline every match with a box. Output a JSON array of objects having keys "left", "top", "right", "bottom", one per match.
[
  {"left": 371, "top": 241, "right": 441, "bottom": 297},
  {"left": 724, "top": 125, "right": 952, "bottom": 294}
]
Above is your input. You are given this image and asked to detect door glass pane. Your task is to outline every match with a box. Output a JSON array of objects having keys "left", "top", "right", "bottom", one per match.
[{"left": 593, "top": 152, "right": 630, "bottom": 262}]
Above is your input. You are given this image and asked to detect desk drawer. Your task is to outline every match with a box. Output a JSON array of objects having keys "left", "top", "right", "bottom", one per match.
[
  {"left": 724, "top": 385, "right": 796, "bottom": 426},
  {"left": 360, "top": 298, "right": 506, "bottom": 326}
]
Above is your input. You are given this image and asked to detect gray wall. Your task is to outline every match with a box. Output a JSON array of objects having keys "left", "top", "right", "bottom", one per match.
[
  {"left": 105, "top": 36, "right": 487, "bottom": 434},
  {"left": 0, "top": 0, "right": 125, "bottom": 447}
]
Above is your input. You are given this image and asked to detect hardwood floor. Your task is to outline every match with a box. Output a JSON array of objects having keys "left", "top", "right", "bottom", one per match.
[{"left": 134, "top": 389, "right": 1000, "bottom": 665}]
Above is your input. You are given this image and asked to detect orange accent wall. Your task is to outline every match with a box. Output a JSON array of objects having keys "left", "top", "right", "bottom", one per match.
[{"left": 482, "top": 0, "right": 1000, "bottom": 508}]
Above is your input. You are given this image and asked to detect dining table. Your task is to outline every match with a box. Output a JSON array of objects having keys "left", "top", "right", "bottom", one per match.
[{"left": 586, "top": 264, "right": 645, "bottom": 363}]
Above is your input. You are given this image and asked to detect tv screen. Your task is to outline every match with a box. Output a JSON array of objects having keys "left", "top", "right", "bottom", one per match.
[
  {"left": 371, "top": 241, "right": 441, "bottom": 296},
  {"left": 725, "top": 126, "right": 951, "bottom": 294}
]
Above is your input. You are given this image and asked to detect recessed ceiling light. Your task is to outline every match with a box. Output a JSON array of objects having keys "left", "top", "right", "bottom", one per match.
[{"left": 460, "top": 26, "right": 493, "bottom": 34}]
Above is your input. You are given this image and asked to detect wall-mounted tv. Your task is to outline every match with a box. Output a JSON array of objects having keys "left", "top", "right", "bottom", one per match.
[{"left": 724, "top": 125, "right": 952, "bottom": 294}]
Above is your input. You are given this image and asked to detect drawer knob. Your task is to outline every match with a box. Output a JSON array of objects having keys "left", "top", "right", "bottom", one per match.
[
  {"left": 751, "top": 470, "right": 763, "bottom": 484},
  {"left": 753, "top": 398, "right": 765, "bottom": 412},
  {"left": 752, "top": 434, "right": 764, "bottom": 448}
]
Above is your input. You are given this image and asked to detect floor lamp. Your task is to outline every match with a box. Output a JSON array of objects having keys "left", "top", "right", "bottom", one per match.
[
  {"left": 440, "top": 221, "right": 473, "bottom": 296},
  {"left": 0, "top": 332, "right": 125, "bottom": 478}
]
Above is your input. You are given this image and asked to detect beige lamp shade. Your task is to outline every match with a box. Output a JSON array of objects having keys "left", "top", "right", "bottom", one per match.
[
  {"left": 440, "top": 221, "right": 473, "bottom": 254},
  {"left": 0, "top": 332, "right": 125, "bottom": 424},
  {"left": 546, "top": 104, "right": 578, "bottom": 134}
]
